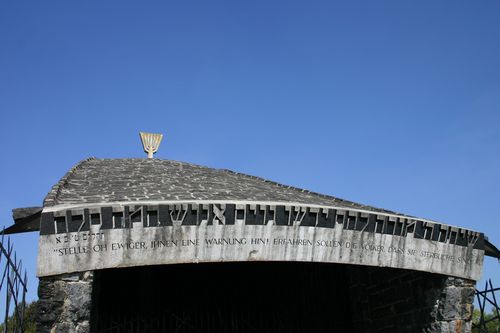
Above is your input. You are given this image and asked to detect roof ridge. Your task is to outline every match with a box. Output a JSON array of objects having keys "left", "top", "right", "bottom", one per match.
[{"left": 43, "top": 157, "right": 96, "bottom": 207}]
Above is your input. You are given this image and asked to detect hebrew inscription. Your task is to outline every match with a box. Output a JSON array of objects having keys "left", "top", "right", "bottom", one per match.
[{"left": 37, "top": 201, "right": 484, "bottom": 280}]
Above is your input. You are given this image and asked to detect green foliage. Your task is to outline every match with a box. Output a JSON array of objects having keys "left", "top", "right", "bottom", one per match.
[
  {"left": 473, "top": 308, "right": 500, "bottom": 333},
  {"left": 0, "top": 301, "right": 37, "bottom": 333}
]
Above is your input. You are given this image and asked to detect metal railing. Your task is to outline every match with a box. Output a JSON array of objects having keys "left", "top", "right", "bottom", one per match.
[
  {"left": 474, "top": 279, "right": 500, "bottom": 333},
  {"left": 0, "top": 233, "right": 28, "bottom": 333}
]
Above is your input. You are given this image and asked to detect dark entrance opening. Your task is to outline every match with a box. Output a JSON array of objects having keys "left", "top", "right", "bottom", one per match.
[{"left": 91, "top": 262, "right": 353, "bottom": 333}]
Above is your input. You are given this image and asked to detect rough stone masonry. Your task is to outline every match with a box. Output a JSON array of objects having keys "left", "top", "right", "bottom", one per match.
[
  {"left": 37, "top": 272, "right": 93, "bottom": 333},
  {"left": 36, "top": 266, "right": 476, "bottom": 333}
]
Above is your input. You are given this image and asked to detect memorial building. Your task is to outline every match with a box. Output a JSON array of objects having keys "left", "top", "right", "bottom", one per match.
[{"left": 5, "top": 133, "right": 500, "bottom": 333}]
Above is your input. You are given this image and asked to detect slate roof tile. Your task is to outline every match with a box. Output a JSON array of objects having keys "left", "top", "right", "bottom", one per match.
[{"left": 43, "top": 157, "right": 399, "bottom": 215}]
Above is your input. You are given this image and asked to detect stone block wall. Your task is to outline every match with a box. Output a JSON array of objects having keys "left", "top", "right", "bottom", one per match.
[
  {"left": 36, "top": 266, "right": 476, "bottom": 333},
  {"left": 347, "top": 266, "right": 476, "bottom": 333},
  {"left": 36, "top": 271, "right": 94, "bottom": 333}
]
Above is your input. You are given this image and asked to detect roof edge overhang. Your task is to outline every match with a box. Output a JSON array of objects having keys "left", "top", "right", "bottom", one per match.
[
  {"left": 4, "top": 200, "right": 486, "bottom": 238},
  {"left": 485, "top": 237, "right": 500, "bottom": 260},
  {"left": 2, "top": 207, "right": 42, "bottom": 235}
]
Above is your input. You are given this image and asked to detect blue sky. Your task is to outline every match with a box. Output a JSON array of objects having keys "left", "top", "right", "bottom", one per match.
[{"left": 0, "top": 1, "right": 499, "bottom": 305}]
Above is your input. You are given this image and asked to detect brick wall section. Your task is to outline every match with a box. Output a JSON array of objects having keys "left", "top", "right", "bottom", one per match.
[
  {"left": 36, "top": 272, "right": 94, "bottom": 333},
  {"left": 348, "top": 266, "right": 476, "bottom": 333}
]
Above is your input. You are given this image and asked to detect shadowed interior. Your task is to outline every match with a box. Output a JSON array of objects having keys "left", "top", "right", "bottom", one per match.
[{"left": 91, "top": 262, "right": 354, "bottom": 333}]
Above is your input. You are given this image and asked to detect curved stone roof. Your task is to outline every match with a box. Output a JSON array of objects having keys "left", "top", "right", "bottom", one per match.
[
  {"left": 35, "top": 157, "right": 486, "bottom": 280},
  {"left": 43, "top": 157, "right": 397, "bottom": 214}
]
